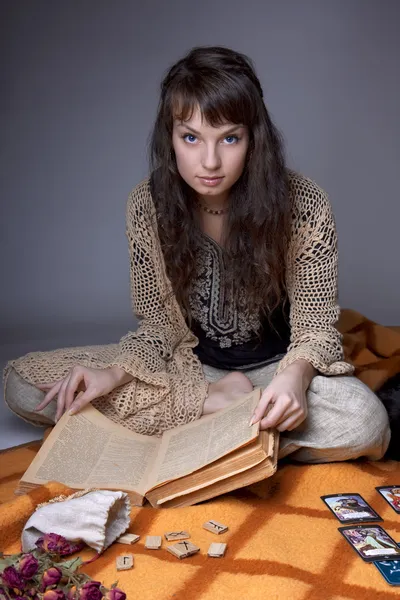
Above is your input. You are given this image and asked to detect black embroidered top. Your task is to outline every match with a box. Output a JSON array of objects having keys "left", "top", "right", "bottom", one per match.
[{"left": 189, "top": 233, "right": 290, "bottom": 370}]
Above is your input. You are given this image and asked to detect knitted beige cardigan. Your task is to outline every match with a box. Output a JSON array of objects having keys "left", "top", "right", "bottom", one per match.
[{"left": 5, "top": 171, "right": 353, "bottom": 435}]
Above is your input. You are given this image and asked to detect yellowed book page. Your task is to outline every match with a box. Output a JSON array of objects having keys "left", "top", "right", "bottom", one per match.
[
  {"left": 148, "top": 388, "right": 261, "bottom": 489},
  {"left": 21, "top": 405, "right": 160, "bottom": 496},
  {"left": 156, "top": 448, "right": 267, "bottom": 504},
  {"left": 149, "top": 430, "right": 276, "bottom": 505},
  {"left": 266, "top": 428, "right": 278, "bottom": 456},
  {"left": 152, "top": 451, "right": 277, "bottom": 508}
]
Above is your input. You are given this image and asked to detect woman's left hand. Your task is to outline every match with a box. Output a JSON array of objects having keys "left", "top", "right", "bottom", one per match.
[{"left": 250, "top": 360, "right": 316, "bottom": 432}]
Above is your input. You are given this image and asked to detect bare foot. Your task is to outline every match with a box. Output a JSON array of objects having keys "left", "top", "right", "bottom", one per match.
[{"left": 202, "top": 371, "right": 253, "bottom": 415}]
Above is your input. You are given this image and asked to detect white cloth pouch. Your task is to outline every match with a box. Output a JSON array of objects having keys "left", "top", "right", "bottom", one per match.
[{"left": 22, "top": 490, "right": 131, "bottom": 554}]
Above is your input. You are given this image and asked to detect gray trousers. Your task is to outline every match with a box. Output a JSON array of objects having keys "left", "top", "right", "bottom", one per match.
[
  {"left": 5, "top": 363, "right": 390, "bottom": 464},
  {"left": 202, "top": 362, "right": 390, "bottom": 463}
]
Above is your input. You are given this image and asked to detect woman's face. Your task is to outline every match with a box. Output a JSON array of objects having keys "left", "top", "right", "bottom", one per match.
[{"left": 172, "top": 105, "right": 250, "bottom": 206}]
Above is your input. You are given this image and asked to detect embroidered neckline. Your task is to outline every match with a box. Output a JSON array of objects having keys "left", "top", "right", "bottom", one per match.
[{"left": 189, "top": 235, "right": 261, "bottom": 348}]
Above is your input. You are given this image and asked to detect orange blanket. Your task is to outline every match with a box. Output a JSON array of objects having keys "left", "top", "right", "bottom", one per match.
[
  {"left": 2, "top": 442, "right": 400, "bottom": 599},
  {"left": 2, "top": 310, "right": 400, "bottom": 599},
  {"left": 338, "top": 308, "right": 400, "bottom": 390}
]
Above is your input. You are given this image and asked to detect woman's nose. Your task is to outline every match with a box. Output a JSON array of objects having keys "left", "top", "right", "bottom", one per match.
[{"left": 201, "top": 145, "right": 222, "bottom": 170}]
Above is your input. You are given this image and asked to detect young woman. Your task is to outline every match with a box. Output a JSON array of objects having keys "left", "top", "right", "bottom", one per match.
[{"left": 4, "top": 46, "right": 390, "bottom": 463}]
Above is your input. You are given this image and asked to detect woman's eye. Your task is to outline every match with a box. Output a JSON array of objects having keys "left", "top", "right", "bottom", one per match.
[
  {"left": 183, "top": 134, "right": 197, "bottom": 143},
  {"left": 224, "top": 136, "right": 239, "bottom": 144}
]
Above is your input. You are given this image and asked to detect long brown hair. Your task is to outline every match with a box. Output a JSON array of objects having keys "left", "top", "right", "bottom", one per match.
[{"left": 149, "top": 46, "right": 291, "bottom": 320}]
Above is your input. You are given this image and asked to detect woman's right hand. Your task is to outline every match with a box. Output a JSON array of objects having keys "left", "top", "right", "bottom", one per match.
[{"left": 35, "top": 365, "right": 133, "bottom": 422}]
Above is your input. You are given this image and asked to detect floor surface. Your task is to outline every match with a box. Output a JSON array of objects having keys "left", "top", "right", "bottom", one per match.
[
  {"left": 0, "top": 352, "right": 45, "bottom": 450},
  {"left": 0, "top": 323, "right": 129, "bottom": 449}
]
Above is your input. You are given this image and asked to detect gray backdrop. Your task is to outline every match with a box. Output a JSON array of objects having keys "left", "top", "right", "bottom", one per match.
[{"left": 2, "top": 0, "right": 400, "bottom": 353}]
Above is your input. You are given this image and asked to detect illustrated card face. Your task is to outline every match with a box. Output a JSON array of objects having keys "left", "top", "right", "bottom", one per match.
[
  {"left": 321, "top": 493, "right": 382, "bottom": 523},
  {"left": 376, "top": 486, "right": 400, "bottom": 514},
  {"left": 339, "top": 526, "right": 400, "bottom": 562}
]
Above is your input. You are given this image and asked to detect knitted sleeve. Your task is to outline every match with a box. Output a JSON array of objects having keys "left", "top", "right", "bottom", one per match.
[
  {"left": 111, "top": 180, "right": 188, "bottom": 374},
  {"left": 104, "top": 179, "right": 208, "bottom": 434},
  {"left": 275, "top": 173, "right": 354, "bottom": 376}
]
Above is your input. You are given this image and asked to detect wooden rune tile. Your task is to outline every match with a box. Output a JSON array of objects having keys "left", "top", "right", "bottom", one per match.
[
  {"left": 116, "top": 554, "right": 134, "bottom": 570},
  {"left": 116, "top": 533, "right": 140, "bottom": 545},
  {"left": 202, "top": 520, "right": 229, "bottom": 534},
  {"left": 166, "top": 541, "right": 200, "bottom": 559},
  {"left": 208, "top": 542, "right": 227, "bottom": 557},
  {"left": 145, "top": 535, "right": 162, "bottom": 549},
  {"left": 164, "top": 530, "right": 190, "bottom": 541}
]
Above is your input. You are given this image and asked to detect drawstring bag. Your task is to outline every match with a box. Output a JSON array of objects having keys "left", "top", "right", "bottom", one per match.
[{"left": 21, "top": 489, "right": 131, "bottom": 554}]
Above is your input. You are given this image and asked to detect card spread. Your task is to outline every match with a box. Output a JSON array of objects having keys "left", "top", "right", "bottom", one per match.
[
  {"left": 374, "top": 543, "right": 400, "bottom": 586},
  {"left": 376, "top": 486, "right": 400, "bottom": 514},
  {"left": 321, "top": 493, "right": 382, "bottom": 523},
  {"left": 374, "top": 558, "right": 400, "bottom": 586},
  {"left": 339, "top": 526, "right": 400, "bottom": 562}
]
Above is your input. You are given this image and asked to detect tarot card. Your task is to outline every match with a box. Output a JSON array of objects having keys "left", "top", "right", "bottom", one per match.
[
  {"left": 339, "top": 525, "right": 400, "bottom": 562},
  {"left": 375, "top": 560, "right": 400, "bottom": 586},
  {"left": 376, "top": 486, "right": 400, "bottom": 514},
  {"left": 321, "top": 493, "right": 382, "bottom": 523},
  {"left": 374, "top": 544, "right": 400, "bottom": 586}
]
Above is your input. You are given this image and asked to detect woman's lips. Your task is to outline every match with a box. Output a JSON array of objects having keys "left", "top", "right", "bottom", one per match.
[{"left": 198, "top": 177, "right": 224, "bottom": 187}]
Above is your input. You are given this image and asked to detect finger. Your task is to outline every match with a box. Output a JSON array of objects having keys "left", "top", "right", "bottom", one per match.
[
  {"left": 69, "top": 389, "right": 96, "bottom": 415},
  {"left": 64, "top": 369, "right": 85, "bottom": 412},
  {"left": 249, "top": 390, "right": 275, "bottom": 426},
  {"left": 286, "top": 408, "right": 308, "bottom": 431},
  {"left": 35, "top": 380, "right": 63, "bottom": 411},
  {"left": 36, "top": 383, "right": 57, "bottom": 391},
  {"left": 55, "top": 376, "right": 71, "bottom": 422},
  {"left": 276, "top": 411, "right": 305, "bottom": 432},
  {"left": 276, "top": 414, "right": 298, "bottom": 432},
  {"left": 259, "top": 397, "right": 292, "bottom": 429}
]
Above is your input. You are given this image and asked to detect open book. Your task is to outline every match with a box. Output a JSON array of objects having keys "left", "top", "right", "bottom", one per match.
[{"left": 17, "top": 388, "right": 278, "bottom": 508}]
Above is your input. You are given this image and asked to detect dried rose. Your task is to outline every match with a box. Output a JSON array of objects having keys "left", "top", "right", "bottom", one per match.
[
  {"left": 105, "top": 588, "right": 126, "bottom": 600},
  {"left": 78, "top": 581, "right": 103, "bottom": 600},
  {"left": 66, "top": 586, "right": 77, "bottom": 600},
  {"left": 18, "top": 554, "right": 39, "bottom": 579},
  {"left": 43, "top": 590, "right": 67, "bottom": 600},
  {"left": 19, "top": 591, "right": 39, "bottom": 600},
  {"left": 1, "top": 565, "right": 25, "bottom": 589},
  {"left": 36, "top": 533, "right": 84, "bottom": 556},
  {"left": 40, "top": 567, "right": 62, "bottom": 591}
]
